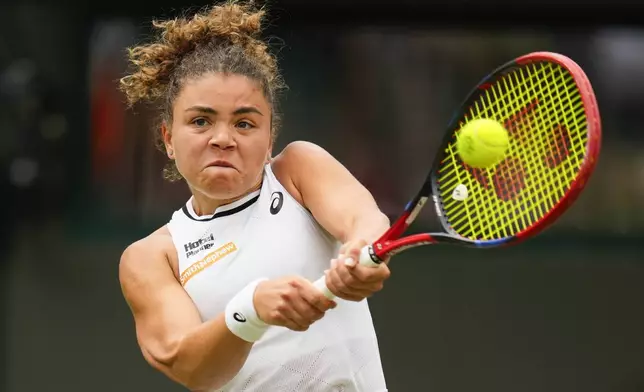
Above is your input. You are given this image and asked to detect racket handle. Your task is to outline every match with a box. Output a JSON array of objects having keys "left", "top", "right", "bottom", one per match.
[{"left": 312, "top": 245, "right": 381, "bottom": 299}]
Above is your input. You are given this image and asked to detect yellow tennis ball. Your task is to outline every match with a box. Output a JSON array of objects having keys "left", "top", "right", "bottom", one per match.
[{"left": 456, "top": 118, "right": 510, "bottom": 168}]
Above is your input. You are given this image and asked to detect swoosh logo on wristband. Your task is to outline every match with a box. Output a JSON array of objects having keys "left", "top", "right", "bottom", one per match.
[{"left": 233, "top": 312, "right": 247, "bottom": 323}]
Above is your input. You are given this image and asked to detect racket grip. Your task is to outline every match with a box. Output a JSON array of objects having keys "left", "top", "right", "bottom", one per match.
[{"left": 312, "top": 245, "right": 381, "bottom": 299}]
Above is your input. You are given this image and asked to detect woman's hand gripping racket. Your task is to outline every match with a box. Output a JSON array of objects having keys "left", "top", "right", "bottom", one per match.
[{"left": 313, "top": 51, "right": 602, "bottom": 299}]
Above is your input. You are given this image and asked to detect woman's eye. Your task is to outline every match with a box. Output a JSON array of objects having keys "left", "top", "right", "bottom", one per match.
[
  {"left": 192, "top": 118, "right": 209, "bottom": 127},
  {"left": 236, "top": 121, "right": 254, "bottom": 130}
]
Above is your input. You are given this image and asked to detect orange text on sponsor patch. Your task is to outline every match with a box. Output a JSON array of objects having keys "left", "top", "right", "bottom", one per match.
[{"left": 180, "top": 242, "right": 237, "bottom": 285}]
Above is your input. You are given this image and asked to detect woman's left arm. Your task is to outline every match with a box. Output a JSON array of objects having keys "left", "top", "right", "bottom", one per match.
[{"left": 272, "top": 141, "right": 392, "bottom": 301}]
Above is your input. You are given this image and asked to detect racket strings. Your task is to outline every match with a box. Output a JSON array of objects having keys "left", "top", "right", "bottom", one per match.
[
  {"left": 477, "top": 64, "right": 584, "bottom": 236},
  {"left": 477, "top": 63, "right": 585, "bottom": 237},
  {"left": 483, "top": 66, "right": 573, "bottom": 234},
  {"left": 437, "top": 61, "right": 588, "bottom": 240}
]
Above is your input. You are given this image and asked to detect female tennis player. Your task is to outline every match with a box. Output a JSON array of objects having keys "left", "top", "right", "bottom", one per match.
[{"left": 118, "top": 2, "right": 391, "bottom": 391}]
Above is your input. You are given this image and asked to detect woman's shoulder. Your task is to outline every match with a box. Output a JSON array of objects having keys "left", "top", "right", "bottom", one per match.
[
  {"left": 270, "top": 140, "right": 331, "bottom": 203},
  {"left": 120, "top": 225, "right": 180, "bottom": 281}
]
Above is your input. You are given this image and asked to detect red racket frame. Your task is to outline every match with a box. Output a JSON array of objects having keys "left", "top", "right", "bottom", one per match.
[{"left": 365, "top": 52, "right": 602, "bottom": 264}]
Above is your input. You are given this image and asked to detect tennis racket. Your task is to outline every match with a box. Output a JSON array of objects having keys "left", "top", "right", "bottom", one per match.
[{"left": 313, "top": 51, "right": 602, "bottom": 299}]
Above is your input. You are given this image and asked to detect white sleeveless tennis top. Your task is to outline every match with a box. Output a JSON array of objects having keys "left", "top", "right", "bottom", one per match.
[{"left": 166, "top": 163, "right": 388, "bottom": 392}]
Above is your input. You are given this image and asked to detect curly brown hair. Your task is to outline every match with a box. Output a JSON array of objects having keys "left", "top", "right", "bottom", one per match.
[{"left": 119, "top": 0, "right": 287, "bottom": 181}]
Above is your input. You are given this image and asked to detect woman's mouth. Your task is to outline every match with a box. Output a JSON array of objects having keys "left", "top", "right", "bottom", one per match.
[{"left": 207, "top": 160, "right": 236, "bottom": 169}]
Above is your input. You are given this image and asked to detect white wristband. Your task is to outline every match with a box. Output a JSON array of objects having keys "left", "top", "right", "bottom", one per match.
[{"left": 225, "top": 278, "right": 269, "bottom": 343}]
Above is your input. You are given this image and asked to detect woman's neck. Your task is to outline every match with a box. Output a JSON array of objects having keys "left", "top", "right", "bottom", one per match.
[{"left": 190, "top": 179, "right": 262, "bottom": 216}]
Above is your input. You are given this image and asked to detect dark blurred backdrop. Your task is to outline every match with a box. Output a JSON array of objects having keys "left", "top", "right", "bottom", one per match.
[{"left": 2, "top": 1, "right": 644, "bottom": 391}]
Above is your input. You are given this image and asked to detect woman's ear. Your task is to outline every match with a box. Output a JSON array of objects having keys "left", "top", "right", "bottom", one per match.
[
  {"left": 161, "top": 121, "right": 174, "bottom": 159},
  {"left": 265, "top": 138, "right": 273, "bottom": 163}
]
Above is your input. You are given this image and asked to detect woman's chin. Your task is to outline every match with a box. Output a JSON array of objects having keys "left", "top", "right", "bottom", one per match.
[
  {"left": 197, "top": 171, "right": 245, "bottom": 199},
  {"left": 200, "top": 167, "right": 238, "bottom": 182}
]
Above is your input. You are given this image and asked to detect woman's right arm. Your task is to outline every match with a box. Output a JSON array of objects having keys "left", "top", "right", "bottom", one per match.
[
  {"left": 119, "top": 234, "right": 337, "bottom": 391},
  {"left": 119, "top": 236, "right": 253, "bottom": 391}
]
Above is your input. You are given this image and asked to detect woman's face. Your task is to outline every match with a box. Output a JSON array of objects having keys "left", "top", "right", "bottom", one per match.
[{"left": 164, "top": 72, "right": 272, "bottom": 200}]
